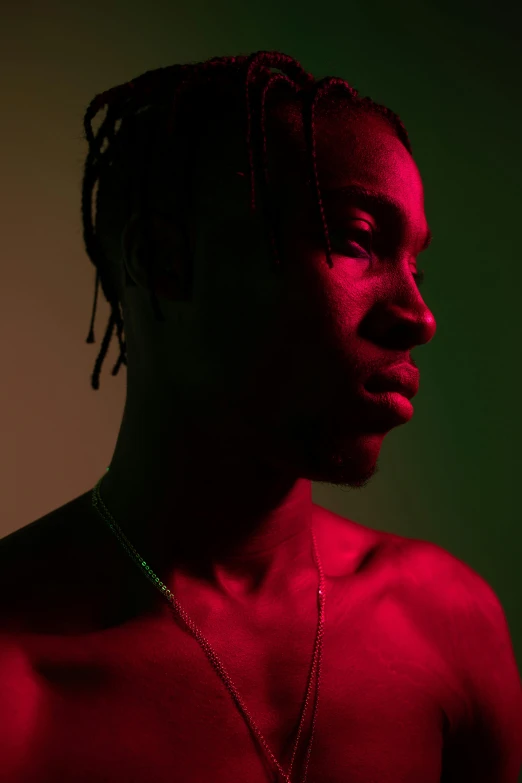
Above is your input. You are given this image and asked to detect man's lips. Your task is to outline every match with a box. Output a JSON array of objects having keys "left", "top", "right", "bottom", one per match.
[{"left": 364, "top": 363, "right": 420, "bottom": 400}]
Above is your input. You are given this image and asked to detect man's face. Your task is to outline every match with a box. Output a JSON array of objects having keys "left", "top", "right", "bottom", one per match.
[{"left": 124, "top": 106, "right": 436, "bottom": 489}]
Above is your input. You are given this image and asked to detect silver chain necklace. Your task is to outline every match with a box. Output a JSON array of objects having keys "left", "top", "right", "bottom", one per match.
[{"left": 91, "top": 467, "right": 326, "bottom": 782}]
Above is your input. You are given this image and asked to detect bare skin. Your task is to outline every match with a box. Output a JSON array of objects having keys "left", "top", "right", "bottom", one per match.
[
  {"left": 0, "top": 495, "right": 467, "bottom": 782},
  {"left": 2, "top": 106, "right": 498, "bottom": 781}
]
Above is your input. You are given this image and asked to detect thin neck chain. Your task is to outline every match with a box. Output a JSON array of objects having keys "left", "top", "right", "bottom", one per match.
[{"left": 91, "top": 468, "right": 326, "bottom": 782}]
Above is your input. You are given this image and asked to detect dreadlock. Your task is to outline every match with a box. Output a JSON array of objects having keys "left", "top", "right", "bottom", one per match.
[{"left": 81, "top": 49, "right": 412, "bottom": 391}]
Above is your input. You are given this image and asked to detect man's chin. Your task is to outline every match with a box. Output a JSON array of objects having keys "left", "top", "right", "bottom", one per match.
[
  {"left": 303, "top": 455, "right": 380, "bottom": 489},
  {"left": 280, "top": 428, "right": 385, "bottom": 488}
]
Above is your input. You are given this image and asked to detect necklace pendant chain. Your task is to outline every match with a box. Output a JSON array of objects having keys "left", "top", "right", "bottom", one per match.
[{"left": 91, "top": 468, "right": 326, "bottom": 783}]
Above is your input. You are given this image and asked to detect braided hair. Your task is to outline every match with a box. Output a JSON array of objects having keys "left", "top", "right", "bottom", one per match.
[{"left": 81, "top": 49, "right": 412, "bottom": 391}]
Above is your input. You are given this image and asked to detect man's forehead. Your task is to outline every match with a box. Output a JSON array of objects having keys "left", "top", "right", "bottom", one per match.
[{"left": 186, "top": 107, "right": 426, "bottom": 227}]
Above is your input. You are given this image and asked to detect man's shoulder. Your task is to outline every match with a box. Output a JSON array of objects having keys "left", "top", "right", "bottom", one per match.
[
  {"left": 0, "top": 492, "right": 89, "bottom": 557},
  {"left": 0, "top": 506, "right": 62, "bottom": 607},
  {"left": 376, "top": 533, "right": 507, "bottom": 663},
  {"left": 0, "top": 511, "right": 59, "bottom": 781},
  {"left": 404, "top": 540, "right": 522, "bottom": 780},
  {"left": 0, "top": 630, "right": 40, "bottom": 782},
  {"left": 315, "top": 507, "right": 492, "bottom": 600},
  {"left": 398, "top": 538, "right": 520, "bottom": 696},
  {"left": 0, "top": 492, "right": 96, "bottom": 630},
  {"left": 391, "top": 534, "right": 504, "bottom": 630},
  {"left": 400, "top": 535, "right": 498, "bottom": 604}
]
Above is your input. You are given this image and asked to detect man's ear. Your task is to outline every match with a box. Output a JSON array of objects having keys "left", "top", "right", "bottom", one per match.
[{"left": 121, "top": 211, "right": 194, "bottom": 301}]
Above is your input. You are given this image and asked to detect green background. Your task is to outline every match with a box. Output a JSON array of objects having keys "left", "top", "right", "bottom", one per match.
[{"left": 2, "top": 0, "right": 521, "bottom": 707}]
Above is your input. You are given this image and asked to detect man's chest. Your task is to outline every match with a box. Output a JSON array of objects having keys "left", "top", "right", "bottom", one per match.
[{"left": 16, "top": 575, "right": 458, "bottom": 783}]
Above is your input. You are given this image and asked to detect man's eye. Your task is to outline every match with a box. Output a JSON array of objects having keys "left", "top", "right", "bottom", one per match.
[
  {"left": 331, "top": 229, "right": 373, "bottom": 257},
  {"left": 329, "top": 230, "right": 426, "bottom": 288}
]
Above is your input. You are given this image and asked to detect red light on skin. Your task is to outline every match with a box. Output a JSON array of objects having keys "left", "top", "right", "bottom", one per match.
[{"left": 362, "top": 388, "right": 414, "bottom": 422}]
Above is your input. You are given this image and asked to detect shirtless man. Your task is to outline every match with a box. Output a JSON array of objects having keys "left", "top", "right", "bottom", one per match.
[{"left": 1, "top": 52, "right": 521, "bottom": 782}]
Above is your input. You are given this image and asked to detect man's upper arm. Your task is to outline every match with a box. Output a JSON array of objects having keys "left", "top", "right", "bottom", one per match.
[
  {"left": 419, "top": 543, "right": 522, "bottom": 783},
  {"left": 0, "top": 635, "right": 40, "bottom": 780}
]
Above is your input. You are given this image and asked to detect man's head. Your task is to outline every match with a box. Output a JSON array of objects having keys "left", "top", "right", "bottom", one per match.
[{"left": 83, "top": 51, "right": 436, "bottom": 493}]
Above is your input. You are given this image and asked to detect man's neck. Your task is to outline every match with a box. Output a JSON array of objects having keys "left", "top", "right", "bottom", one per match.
[{"left": 94, "top": 458, "right": 315, "bottom": 598}]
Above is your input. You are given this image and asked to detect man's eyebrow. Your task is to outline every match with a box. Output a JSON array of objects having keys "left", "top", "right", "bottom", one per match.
[{"left": 321, "top": 184, "right": 433, "bottom": 252}]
